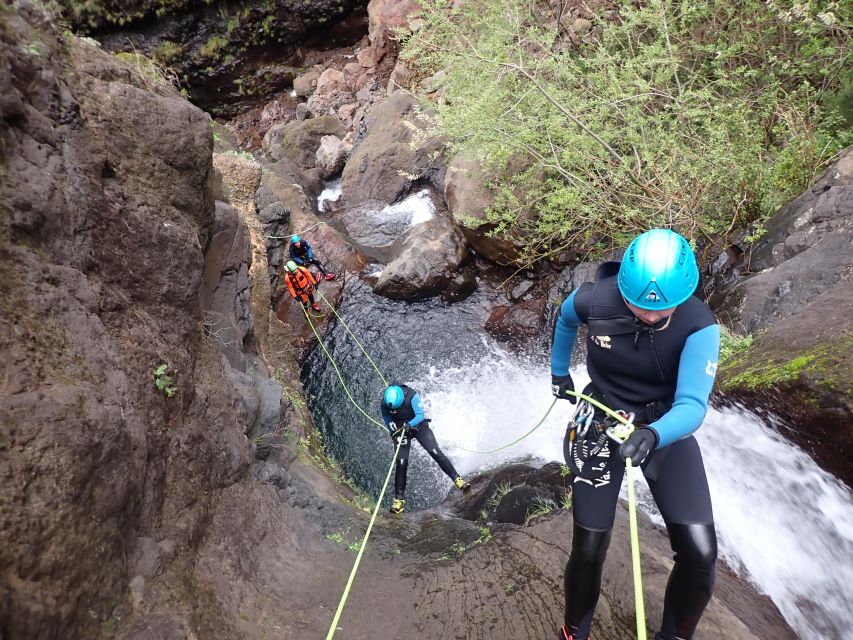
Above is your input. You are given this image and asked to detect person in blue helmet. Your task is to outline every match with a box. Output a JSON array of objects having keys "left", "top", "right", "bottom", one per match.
[
  {"left": 289, "top": 235, "right": 335, "bottom": 281},
  {"left": 381, "top": 384, "right": 471, "bottom": 514},
  {"left": 550, "top": 229, "right": 720, "bottom": 640}
]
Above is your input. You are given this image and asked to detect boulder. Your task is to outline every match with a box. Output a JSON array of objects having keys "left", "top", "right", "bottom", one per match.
[
  {"left": 293, "top": 68, "right": 321, "bottom": 97},
  {"left": 373, "top": 217, "right": 469, "bottom": 300},
  {"left": 315, "top": 135, "right": 349, "bottom": 179},
  {"left": 262, "top": 115, "right": 345, "bottom": 169},
  {"left": 485, "top": 298, "right": 547, "bottom": 347},
  {"left": 367, "top": 0, "right": 422, "bottom": 43},
  {"left": 341, "top": 92, "right": 445, "bottom": 206},
  {"left": 306, "top": 68, "right": 356, "bottom": 118}
]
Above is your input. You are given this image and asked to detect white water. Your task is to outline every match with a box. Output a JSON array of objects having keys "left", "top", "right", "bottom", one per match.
[
  {"left": 317, "top": 178, "right": 342, "bottom": 213},
  {"left": 412, "top": 342, "right": 853, "bottom": 639},
  {"left": 393, "top": 189, "right": 436, "bottom": 225}
]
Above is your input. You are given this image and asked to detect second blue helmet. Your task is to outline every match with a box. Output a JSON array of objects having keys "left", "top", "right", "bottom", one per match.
[
  {"left": 383, "top": 385, "right": 404, "bottom": 410},
  {"left": 617, "top": 229, "right": 699, "bottom": 310}
]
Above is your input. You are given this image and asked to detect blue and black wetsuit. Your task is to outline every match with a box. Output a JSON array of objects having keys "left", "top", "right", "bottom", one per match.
[
  {"left": 289, "top": 240, "right": 329, "bottom": 277},
  {"left": 380, "top": 384, "right": 460, "bottom": 500},
  {"left": 551, "top": 263, "right": 720, "bottom": 640}
]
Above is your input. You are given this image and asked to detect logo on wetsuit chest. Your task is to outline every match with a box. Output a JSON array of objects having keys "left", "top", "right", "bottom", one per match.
[{"left": 591, "top": 335, "right": 612, "bottom": 349}]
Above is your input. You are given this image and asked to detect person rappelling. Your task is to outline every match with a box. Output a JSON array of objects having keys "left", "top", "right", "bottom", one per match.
[
  {"left": 550, "top": 229, "right": 721, "bottom": 640},
  {"left": 380, "top": 384, "right": 471, "bottom": 514},
  {"left": 289, "top": 234, "right": 336, "bottom": 281},
  {"left": 283, "top": 260, "right": 321, "bottom": 314}
]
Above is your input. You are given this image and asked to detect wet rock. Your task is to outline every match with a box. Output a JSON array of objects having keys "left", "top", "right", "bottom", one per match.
[
  {"left": 495, "top": 485, "right": 555, "bottom": 525},
  {"left": 374, "top": 217, "right": 469, "bottom": 300},
  {"left": 441, "top": 268, "right": 478, "bottom": 303},
  {"left": 485, "top": 298, "right": 548, "bottom": 347},
  {"left": 295, "top": 102, "right": 312, "bottom": 121},
  {"left": 715, "top": 149, "right": 853, "bottom": 486}
]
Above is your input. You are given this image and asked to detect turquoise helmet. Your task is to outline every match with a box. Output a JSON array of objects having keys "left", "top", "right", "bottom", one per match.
[
  {"left": 617, "top": 229, "right": 699, "bottom": 310},
  {"left": 383, "top": 385, "right": 404, "bottom": 411},
  {"left": 291, "top": 235, "right": 301, "bottom": 244},
  {"left": 285, "top": 260, "right": 298, "bottom": 273}
]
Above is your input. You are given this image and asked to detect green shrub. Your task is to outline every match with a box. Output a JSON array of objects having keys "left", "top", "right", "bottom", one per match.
[{"left": 400, "top": 0, "right": 852, "bottom": 265}]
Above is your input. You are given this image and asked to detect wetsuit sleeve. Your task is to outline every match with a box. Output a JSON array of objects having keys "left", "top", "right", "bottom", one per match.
[
  {"left": 301, "top": 267, "right": 316, "bottom": 285},
  {"left": 408, "top": 393, "right": 425, "bottom": 427},
  {"left": 381, "top": 406, "right": 393, "bottom": 431},
  {"left": 285, "top": 276, "right": 296, "bottom": 298},
  {"left": 648, "top": 324, "right": 720, "bottom": 448},
  {"left": 307, "top": 243, "right": 315, "bottom": 260},
  {"left": 551, "top": 288, "right": 582, "bottom": 376}
]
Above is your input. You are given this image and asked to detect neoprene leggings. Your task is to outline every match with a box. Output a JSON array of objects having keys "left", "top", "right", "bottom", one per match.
[
  {"left": 391, "top": 424, "right": 459, "bottom": 499},
  {"left": 564, "top": 435, "right": 717, "bottom": 640}
]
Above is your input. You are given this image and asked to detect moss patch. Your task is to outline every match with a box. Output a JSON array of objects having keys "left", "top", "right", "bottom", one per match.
[{"left": 720, "top": 334, "right": 853, "bottom": 395}]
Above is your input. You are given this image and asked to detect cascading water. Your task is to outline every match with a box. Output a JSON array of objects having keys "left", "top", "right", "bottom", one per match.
[{"left": 301, "top": 278, "right": 853, "bottom": 639}]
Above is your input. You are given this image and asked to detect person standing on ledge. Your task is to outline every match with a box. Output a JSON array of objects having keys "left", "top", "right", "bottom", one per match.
[
  {"left": 381, "top": 384, "right": 471, "bottom": 515},
  {"left": 550, "top": 229, "right": 720, "bottom": 640}
]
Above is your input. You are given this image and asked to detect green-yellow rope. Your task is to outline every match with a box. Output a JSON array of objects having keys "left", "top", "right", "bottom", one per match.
[
  {"left": 625, "top": 459, "right": 647, "bottom": 640},
  {"left": 317, "top": 290, "right": 388, "bottom": 387},
  {"left": 303, "top": 307, "right": 386, "bottom": 432},
  {"left": 324, "top": 435, "right": 403, "bottom": 640}
]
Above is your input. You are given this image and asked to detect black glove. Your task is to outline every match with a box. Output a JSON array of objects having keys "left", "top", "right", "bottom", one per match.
[
  {"left": 551, "top": 374, "right": 577, "bottom": 404},
  {"left": 618, "top": 427, "right": 658, "bottom": 466}
]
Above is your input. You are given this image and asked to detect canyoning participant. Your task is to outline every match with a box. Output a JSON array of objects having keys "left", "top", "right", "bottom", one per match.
[
  {"left": 289, "top": 235, "right": 335, "bottom": 281},
  {"left": 283, "top": 260, "right": 321, "bottom": 313},
  {"left": 381, "top": 384, "right": 471, "bottom": 514},
  {"left": 550, "top": 229, "right": 720, "bottom": 640}
]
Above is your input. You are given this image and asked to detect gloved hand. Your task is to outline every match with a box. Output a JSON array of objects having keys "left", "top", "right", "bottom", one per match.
[
  {"left": 618, "top": 427, "right": 658, "bottom": 466},
  {"left": 551, "top": 374, "right": 577, "bottom": 404},
  {"left": 402, "top": 421, "right": 419, "bottom": 432}
]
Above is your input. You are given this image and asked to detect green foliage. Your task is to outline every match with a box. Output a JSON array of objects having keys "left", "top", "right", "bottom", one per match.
[
  {"left": 115, "top": 51, "right": 182, "bottom": 94},
  {"left": 400, "top": 0, "right": 852, "bottom": 264},
  {"left": 719, "top": 326, "right": 754, "bottom": 364},
  {"left": 477, "top": 525, "right": 493, "bottom": 544},
  {"left": 524, "top": 497, "right": 556, "bottom": 525},
  {"left": 152, "top": 40, "right": 184, "bottom": 65},
  {"left": 199, "top": 34, "right": 229, "bottom": 61},
  {"left": 152, "top": 363, "right": 176, "bottom": 397}
]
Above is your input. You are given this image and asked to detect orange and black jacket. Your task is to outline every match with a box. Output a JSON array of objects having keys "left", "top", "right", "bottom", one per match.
[{"left": 284, "top": 266, "right": 316, "bottom": 300}]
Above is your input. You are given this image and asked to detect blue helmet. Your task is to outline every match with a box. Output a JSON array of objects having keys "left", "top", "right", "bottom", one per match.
[
  {"left": 617, "top": 229, "right": 699, "bottom": 310},
  {"left": 383, "top": 385, "right": 404, "bottom": 411},
  {"left": 291, "top": 235, "right": 301, "bottom": 244}
]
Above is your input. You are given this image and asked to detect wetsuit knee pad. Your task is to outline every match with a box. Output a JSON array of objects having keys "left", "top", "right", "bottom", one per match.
[
  {"left": 570, "top": 522, "right": 613, "bottom": 563},
  {"left": 666, "top": 523, "right": 717, "bottom": 570}
]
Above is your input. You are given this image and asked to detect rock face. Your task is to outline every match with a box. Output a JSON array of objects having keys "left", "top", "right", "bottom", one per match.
[
  {"left": 0, "top": 4, "right": 283, "bottom": 636},
  {"left": 55, "top": 0, "right": 371, "bottom": 115},
  {"left": 713, "top": 149, "right": 853, "bottom": 486}
]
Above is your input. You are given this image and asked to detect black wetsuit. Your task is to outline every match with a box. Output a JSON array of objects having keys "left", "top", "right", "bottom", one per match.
[
  {"left": 290, "top": 240, "right": 329, "bottom": 277},
  {"left": 551, "top": 263, "right": 720, "bottom": 640},
  {"left": 380, "top": 385, "right": 460, "bottom": 500}
]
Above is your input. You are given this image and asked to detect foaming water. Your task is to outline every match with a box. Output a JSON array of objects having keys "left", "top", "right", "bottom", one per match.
[
  {"left": 317, "top": 178, "right": 342, "bottom": 213},
  {"left": 302, "top": 280, "right": 853, "bottom": 637}
]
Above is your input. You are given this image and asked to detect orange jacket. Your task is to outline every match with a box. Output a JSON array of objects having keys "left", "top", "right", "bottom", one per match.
[{"left": 285, "top": 266, "right": 316, "bottom": 300}]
